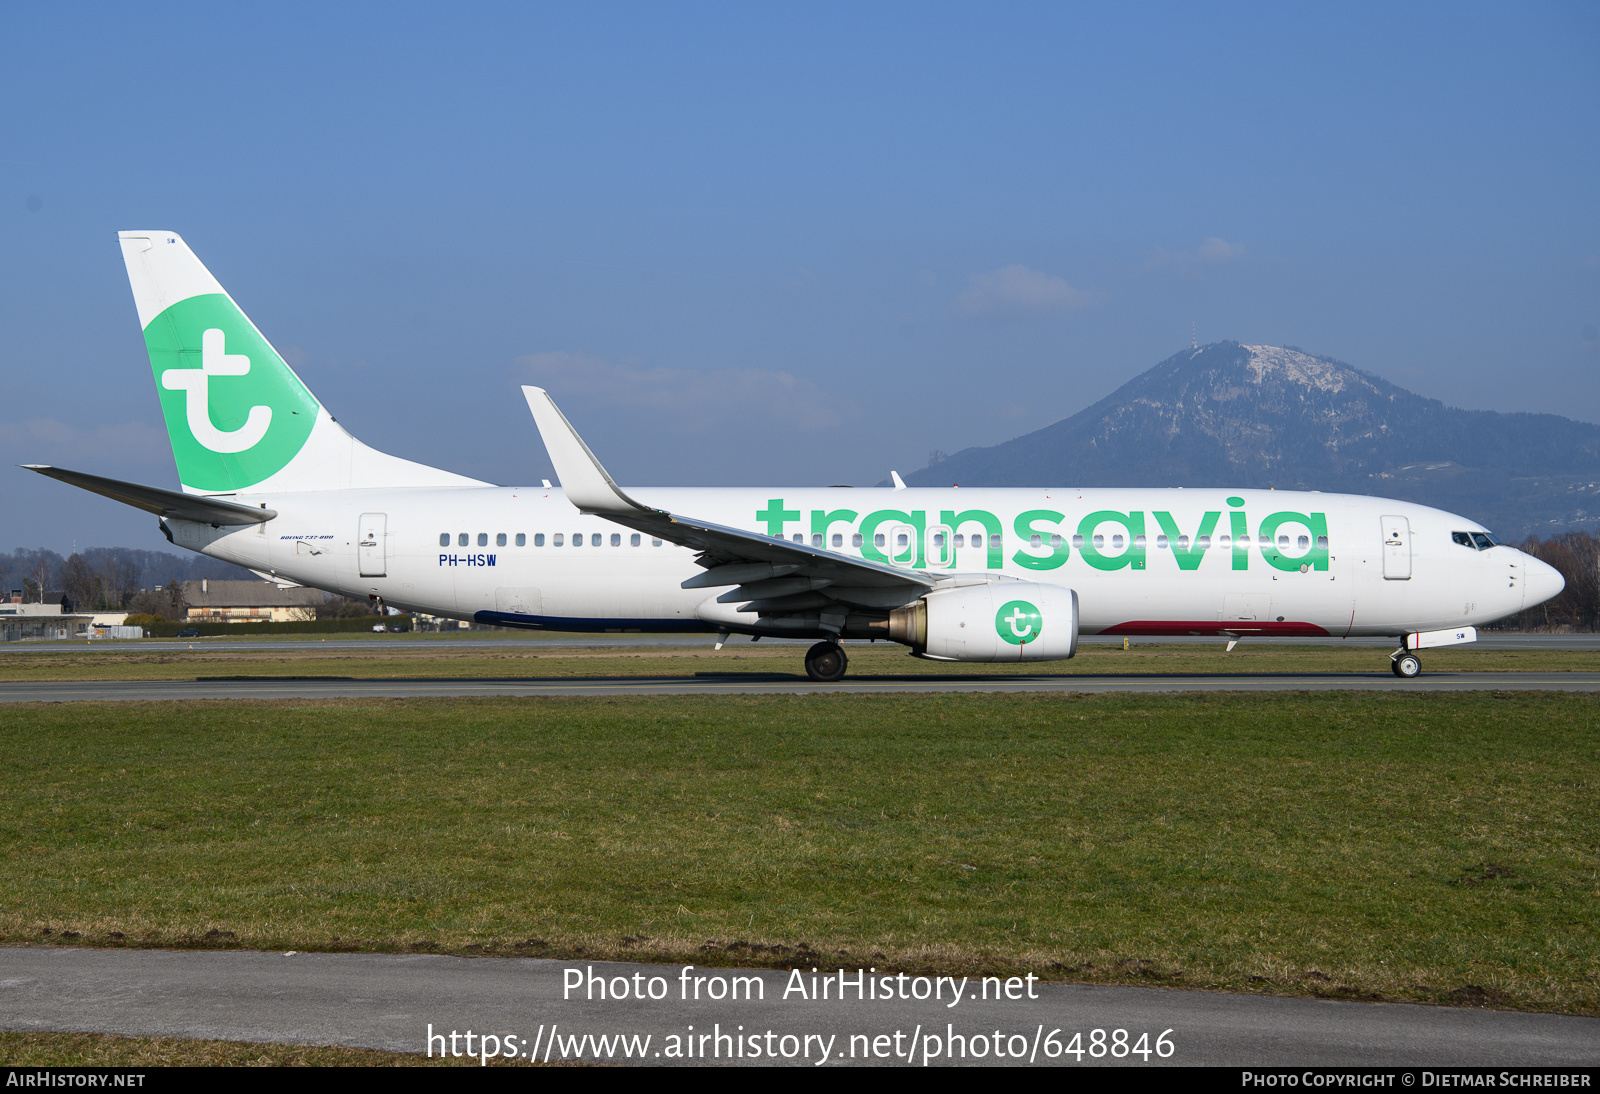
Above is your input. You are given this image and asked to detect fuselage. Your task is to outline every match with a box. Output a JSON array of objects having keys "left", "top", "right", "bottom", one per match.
[
  {"left": 42, "top": 230, "right": 1564, "bottom": 664},
  {"left": 167, "top": 485, "right": 1548, "bottom": 639}
]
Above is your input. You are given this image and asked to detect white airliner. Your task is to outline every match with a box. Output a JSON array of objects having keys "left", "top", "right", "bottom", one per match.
[{"left": 26, "top": 232, "right": 1565, "bottom": 681}]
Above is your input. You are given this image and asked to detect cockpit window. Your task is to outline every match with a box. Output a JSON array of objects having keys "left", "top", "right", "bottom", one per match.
[
  {"left": 1471, "top": 532, "right": 1496, "bottom": 550},
  {"left": 1452, "top": 531, "right": 1474, "bottom": 549},
  {"left": 1453, "top": 531, "right": 1500, "bottom": 551}
]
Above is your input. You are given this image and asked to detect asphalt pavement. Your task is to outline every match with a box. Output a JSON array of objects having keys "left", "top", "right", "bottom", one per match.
[
  {"left": 2, "top": 949, "right": 1595, "bottom": 1067},
  {"left": 5, "top": 632, "right": 1599, "bottom": 655}
]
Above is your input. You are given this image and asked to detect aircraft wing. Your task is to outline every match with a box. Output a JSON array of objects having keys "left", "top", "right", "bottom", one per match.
[
  {"left": 521, "top": 388, "right": 933, "bottom": 616},
  {"left": 618, "top": 508, "right": 932, "bottom": 589},
  {"left": 21, "top": 465, "right": 277, "bottom": 525}
]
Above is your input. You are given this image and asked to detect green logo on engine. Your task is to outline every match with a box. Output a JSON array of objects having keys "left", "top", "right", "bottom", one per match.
[
  {"left": 995, "top": 599, "right": 1043, "bottom": 645},
  {"left": 144, "top": 293, "right": 318, "bottom": 492}
]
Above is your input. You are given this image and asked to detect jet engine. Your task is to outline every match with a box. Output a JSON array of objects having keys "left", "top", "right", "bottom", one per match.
[{"left": 884, "top": 581, "right": 1078, "bottom": 662}]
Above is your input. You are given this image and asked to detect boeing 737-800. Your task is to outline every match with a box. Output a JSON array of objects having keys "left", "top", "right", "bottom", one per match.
[{"left": 25, "top": 232, "right": 1565, "bottom": 681}]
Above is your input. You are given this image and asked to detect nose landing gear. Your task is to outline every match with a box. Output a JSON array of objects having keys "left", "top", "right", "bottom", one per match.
[
  {"left": 805, "top": 640, "right": 848, "bottom": 682},
  {"left": 1391, "top": 651, "right": 1421, "bottom": 678}
]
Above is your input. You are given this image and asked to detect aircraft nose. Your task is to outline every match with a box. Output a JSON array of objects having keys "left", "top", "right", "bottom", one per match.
[{"left": 1523, "top": 555, "right": 1565, "bottom": 610}]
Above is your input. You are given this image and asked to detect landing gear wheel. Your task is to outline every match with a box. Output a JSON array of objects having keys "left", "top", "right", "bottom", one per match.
[
  {"left": 1392, "top": 652, "right": 1421, "bottom": 679},
  {"left": 805, "top": 641, "right": 848, "bottom": 682}
]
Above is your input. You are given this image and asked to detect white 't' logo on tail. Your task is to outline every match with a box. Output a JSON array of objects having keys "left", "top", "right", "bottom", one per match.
[{"left": 160, "top": 328, "right": 272, "bottom": 452}]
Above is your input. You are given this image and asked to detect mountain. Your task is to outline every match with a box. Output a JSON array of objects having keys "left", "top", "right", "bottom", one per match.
[{"left": 903, "top": 342, "right": 1600, "bottom": 540}]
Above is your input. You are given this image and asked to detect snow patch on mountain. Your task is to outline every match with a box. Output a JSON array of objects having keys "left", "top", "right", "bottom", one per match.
[{"left": 1240, "top": 344, "right": 1357, "bottom": 393}]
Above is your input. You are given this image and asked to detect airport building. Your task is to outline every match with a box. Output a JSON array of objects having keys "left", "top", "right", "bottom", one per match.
[
  {"left": 0, "top": 591, "right": 124, "bottom": 641},
  {"left": 179, "top": 579, "right": 325, "bottom": 624}
]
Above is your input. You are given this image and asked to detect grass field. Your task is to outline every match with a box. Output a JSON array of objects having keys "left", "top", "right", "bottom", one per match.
[
  {"left": 0, "top": 638, "right": 1592, "bottom": 681},
  {"left": 2, "top": 691, "right": 1595, "bottom": 1014},
  {"left": 0, "top": 1031, "right": 525, "bottom": 1067}
]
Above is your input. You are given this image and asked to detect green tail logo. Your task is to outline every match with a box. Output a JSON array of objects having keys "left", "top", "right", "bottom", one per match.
[{"left": 145, "top": 294, "right": 318, "bottom": 492}]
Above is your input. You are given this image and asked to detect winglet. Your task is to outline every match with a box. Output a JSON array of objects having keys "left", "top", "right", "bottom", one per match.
[
  {"left": 521, "top": 387, "right": 652, "bottom": 515},
  {"left": 891, "top": 470, "right": 907, "bottom": 490}
]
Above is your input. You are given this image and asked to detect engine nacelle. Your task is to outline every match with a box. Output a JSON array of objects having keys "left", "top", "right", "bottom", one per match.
[{"left": 886, "top": 582, "right": 1079, "bottom": 662}]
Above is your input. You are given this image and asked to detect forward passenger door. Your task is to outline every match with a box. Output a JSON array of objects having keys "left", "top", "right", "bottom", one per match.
[{"left": 1381, "top": 515, "right": 1411, "bottom": 580}]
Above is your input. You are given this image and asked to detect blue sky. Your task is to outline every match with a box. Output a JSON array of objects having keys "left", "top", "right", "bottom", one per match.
[{"left": 4, "top": 3, "right": 1597, "bottom": 554}]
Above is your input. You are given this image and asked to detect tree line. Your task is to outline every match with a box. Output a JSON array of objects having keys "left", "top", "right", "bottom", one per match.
[
  {"left": 1, "top": 546, "right": 389, "bottom": 622},
  {"left": 0, "top": 547, "right": 254, "bottom": 614}
]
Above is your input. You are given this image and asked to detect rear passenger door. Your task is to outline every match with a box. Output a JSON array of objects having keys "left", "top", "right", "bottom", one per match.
[{"left": 359, "top": 513, "right": 387, "bottom": 577}]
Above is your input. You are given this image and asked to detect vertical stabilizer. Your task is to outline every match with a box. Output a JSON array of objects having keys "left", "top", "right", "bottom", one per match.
[{"left": 120, "top": 231, "right": 485, "bottom": 494}]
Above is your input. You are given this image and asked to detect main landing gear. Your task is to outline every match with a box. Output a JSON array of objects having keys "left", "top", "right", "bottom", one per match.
[
  {"left": 1391, "top": 651, "right": 1421, "bottom": 679},
  {"left": 805, "top": 640, "right": 848, "bottom": 682}
]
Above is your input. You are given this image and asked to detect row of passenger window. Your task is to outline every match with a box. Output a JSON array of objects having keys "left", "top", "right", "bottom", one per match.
[
  {"left": 437, "top": 529, "right": 1328, "bottom": 551},
  {"left": 439, "top": 532, "right": 665, "bottom": 548}
]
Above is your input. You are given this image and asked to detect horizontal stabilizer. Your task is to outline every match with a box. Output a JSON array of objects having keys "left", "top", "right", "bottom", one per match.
[{"left": 21, "top": 465, "right": 276, "bottom": 525}]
